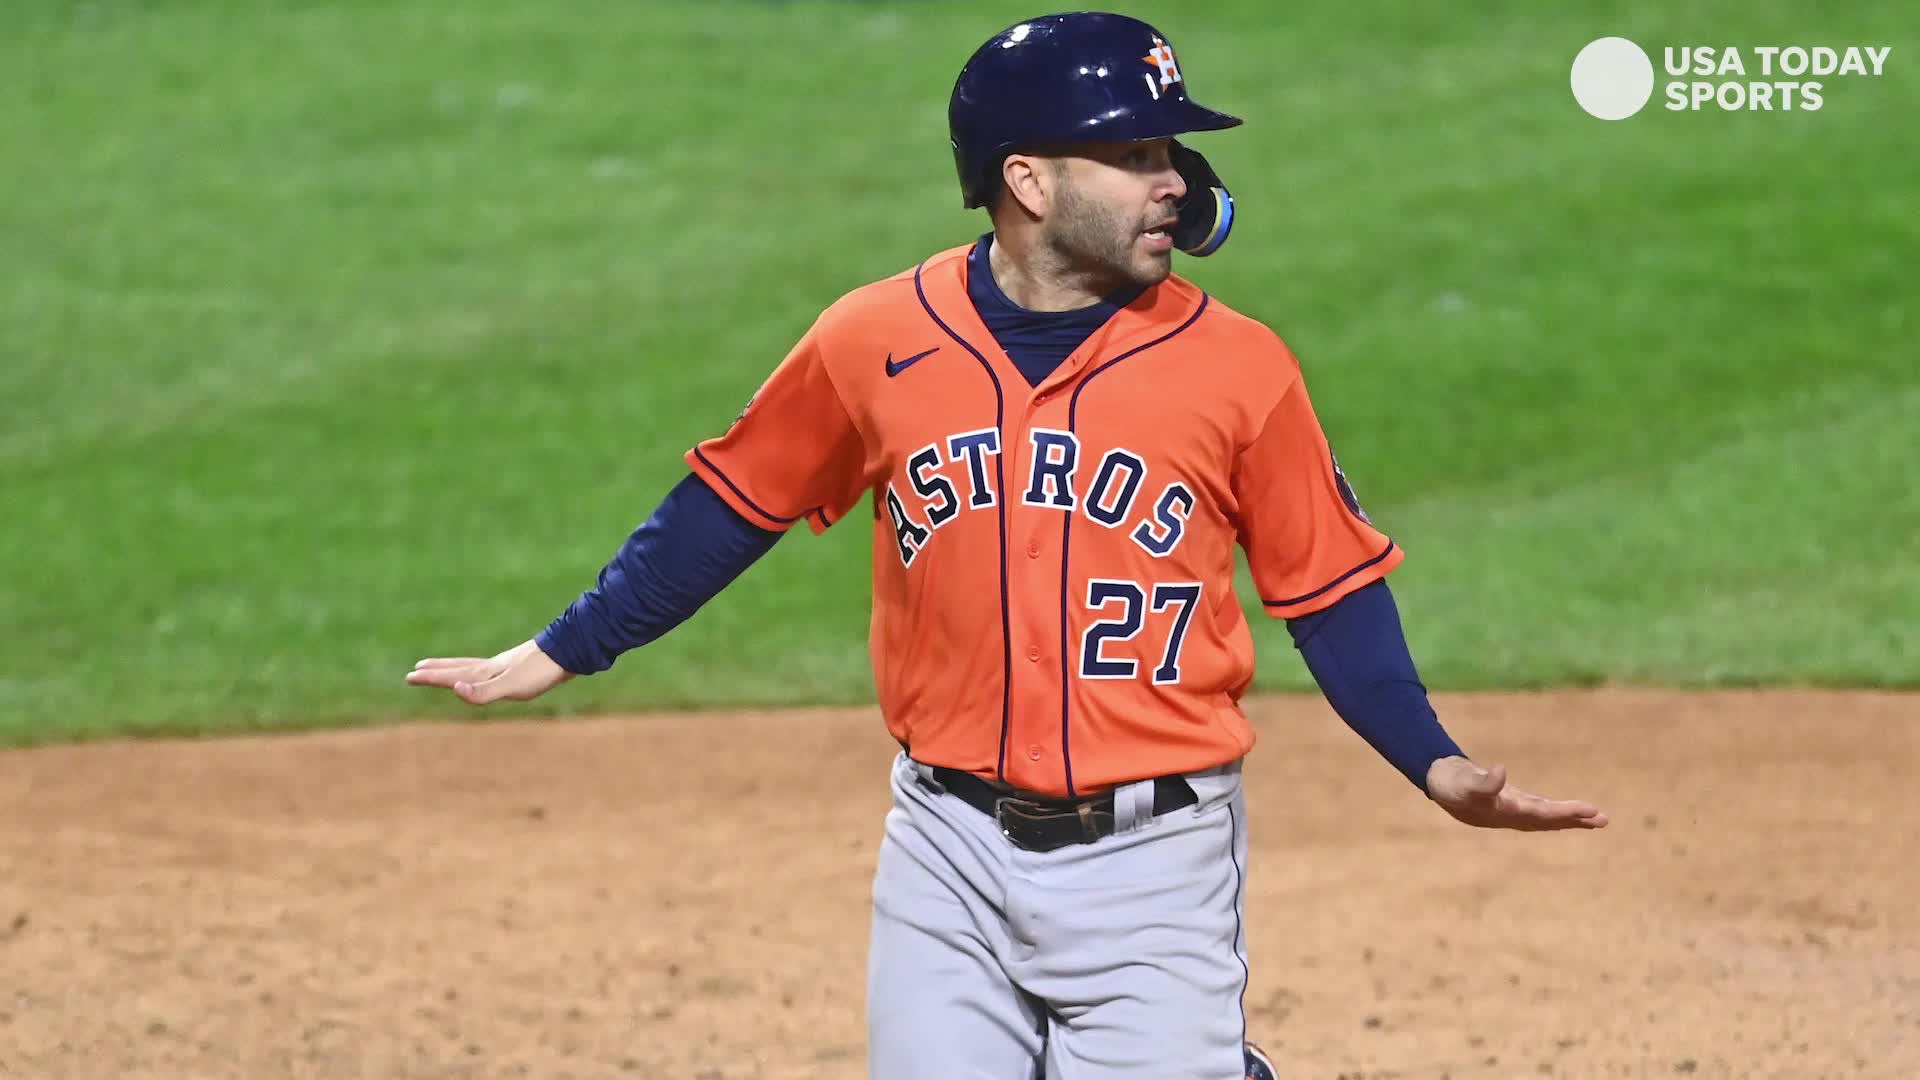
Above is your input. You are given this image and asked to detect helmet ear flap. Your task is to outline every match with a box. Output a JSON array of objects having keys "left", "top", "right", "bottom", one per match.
[{"left": 1170, "top": 139, "right": 1235, "bottom": 257}]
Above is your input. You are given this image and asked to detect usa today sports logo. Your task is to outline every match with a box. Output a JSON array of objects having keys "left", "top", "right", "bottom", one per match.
[{"left": 1569, "top": 38, "right": 1893, "bottom": 119}]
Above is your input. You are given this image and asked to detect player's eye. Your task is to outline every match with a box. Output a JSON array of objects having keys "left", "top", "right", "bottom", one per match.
[{"left": 1121, "top": 143, "right": 1169, "bottom": 172}]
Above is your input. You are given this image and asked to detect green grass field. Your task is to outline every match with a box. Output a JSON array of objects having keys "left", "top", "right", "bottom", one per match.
[{"left": 3, "top": 2, "right": 1915, "bottom": 745}]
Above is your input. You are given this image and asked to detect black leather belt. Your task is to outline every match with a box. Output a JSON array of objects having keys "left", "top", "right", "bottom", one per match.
[{"left": 929, "top": 766, "right": 1198, "bottom": 853}]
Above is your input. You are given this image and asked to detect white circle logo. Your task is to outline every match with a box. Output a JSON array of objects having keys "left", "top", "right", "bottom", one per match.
[{"left": 1570, "top": 37, "right": 1655, "bottom": 119}]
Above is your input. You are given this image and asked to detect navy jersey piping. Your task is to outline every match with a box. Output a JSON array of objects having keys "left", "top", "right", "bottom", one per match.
[
  {"left": 1261, "top": 538, "right": 1398, "bottom": 608},
  {"left": 1059, "top": 294, "right": 1209, "bottom": 796},
  {"left": 691, "top": 448, "right": 816, "bottom": 526},
  {"left": 915, "top": 257, "right": 1015, "bottom": 783}
]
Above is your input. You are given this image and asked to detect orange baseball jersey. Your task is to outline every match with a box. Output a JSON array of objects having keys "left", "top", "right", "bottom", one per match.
[{"left": 687, "top": 244, "right": 1402, "bottom": 797}]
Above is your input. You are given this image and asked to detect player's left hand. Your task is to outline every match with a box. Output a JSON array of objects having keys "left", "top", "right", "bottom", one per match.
[{"left": 1424, "top": 757, "right": 1608, "bottom": 831}]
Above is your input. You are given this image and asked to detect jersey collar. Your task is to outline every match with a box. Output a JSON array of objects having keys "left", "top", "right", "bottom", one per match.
[{"left": 916, "top": 242, "right": 1207, "bottom": 397}]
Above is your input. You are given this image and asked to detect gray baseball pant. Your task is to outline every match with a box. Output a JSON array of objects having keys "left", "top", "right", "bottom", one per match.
[{"left": 867, "top": 751, "right": 1251, "bottom": 1079}]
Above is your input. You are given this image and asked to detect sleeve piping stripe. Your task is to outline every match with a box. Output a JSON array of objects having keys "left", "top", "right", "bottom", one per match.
[
  {"left": 1261, "top": 539, "right": 1397, "bottom": 609},
  {"left": 691, "top": 448, "right": 817, "bottom": 526}
]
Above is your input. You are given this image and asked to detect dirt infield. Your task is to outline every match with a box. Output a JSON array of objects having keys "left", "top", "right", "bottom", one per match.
[{"left": 1, "top": 690, "right": 1915, "bottom": 1079}]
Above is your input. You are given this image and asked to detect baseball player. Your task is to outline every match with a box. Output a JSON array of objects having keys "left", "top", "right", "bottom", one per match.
[{"left": 407, "top": 12, "right": 1608, "bottom": 1079}]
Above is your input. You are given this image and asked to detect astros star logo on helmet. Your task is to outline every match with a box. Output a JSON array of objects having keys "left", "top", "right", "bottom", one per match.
[{"left": 1142, "top": 35, "right": 1182, "bottom": 99}]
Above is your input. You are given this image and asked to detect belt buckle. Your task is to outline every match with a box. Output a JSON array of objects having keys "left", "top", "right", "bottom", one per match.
[
  {"left": 992, "top": 796, "right": 1030, "bottom": 849},
  {"left": 993, "top": 796, "right": 1056, "bottom": 853},
  {"left": 994, "top": 796, "right": 1103, "bottom": 853}
]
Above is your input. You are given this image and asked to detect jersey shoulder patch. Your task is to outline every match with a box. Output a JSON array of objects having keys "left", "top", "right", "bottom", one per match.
[{"left": 1329, "top": 451, "right": 1373, "bottom": 523}]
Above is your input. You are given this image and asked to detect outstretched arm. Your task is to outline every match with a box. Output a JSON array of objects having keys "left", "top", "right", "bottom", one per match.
[
  {"left": 405, "top": 473, "right": 783, "bottom": 705},
  {"left": 1287, "top": 579, "right": 1607, "bottom": 831}
]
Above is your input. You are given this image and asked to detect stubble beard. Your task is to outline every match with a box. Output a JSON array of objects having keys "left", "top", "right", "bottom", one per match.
[{"left": 1043, "top": 180, "right": 1170, "bottom": 295}]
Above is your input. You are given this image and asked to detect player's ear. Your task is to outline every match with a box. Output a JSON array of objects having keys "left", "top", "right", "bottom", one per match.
[{"left": 998, "top": 152, "right": 1053, "bottom": 220}]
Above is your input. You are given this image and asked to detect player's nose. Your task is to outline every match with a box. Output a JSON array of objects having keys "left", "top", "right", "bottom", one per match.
[{"left": 1156, "top": 159, "right": 1187, "bottom": 203}]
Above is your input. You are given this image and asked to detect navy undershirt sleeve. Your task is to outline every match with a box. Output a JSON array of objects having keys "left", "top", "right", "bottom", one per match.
[
  {"left": 536, "top": 473, "right": 782, "bottom": 675},
  {"left": 1285, "top": 578, "right": 1464, "bottom": 791}
]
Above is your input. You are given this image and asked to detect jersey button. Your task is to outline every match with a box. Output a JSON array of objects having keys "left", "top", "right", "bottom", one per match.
[
  {"left": 1027, "top": 744, "right": 1044, "bottom": 761},
  {"left": 1026, "top": 645, "right": 1042, "bottom": 662},
  {"left": 1026, "top": 541, "right": 1041, "bottom": 559}
]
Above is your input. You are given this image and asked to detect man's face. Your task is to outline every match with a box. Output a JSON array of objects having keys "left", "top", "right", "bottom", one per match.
[{"left": 1040, "top": 138, "right": 1188, "bottom": 290}]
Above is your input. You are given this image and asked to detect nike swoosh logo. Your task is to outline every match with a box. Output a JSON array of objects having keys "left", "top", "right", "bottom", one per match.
[{"left": 885, "top": 347, "right": 940, "bottom": 378}]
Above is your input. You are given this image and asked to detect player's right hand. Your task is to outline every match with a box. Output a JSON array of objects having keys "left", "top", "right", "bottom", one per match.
[{"left": 405, "top": 638, "right": 574, "bottom": 706}]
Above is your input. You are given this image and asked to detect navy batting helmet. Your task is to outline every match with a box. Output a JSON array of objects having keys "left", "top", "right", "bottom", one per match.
[{"left": 948, "top": 12, "right": 1243, "bottom": 255}]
